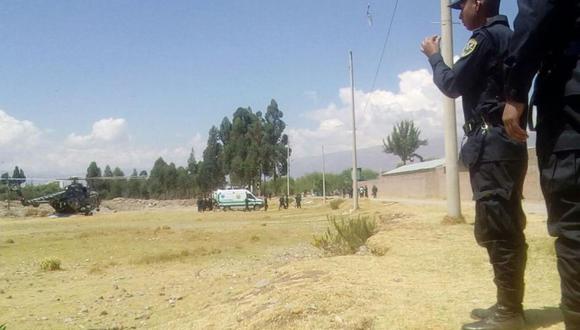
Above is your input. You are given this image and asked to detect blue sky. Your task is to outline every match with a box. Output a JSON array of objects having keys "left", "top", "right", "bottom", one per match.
[{"left": 0, "top": 1, "right": 519, "bottom": 177}]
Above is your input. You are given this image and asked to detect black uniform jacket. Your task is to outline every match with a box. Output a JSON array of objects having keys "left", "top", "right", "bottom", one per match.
[
  {"left": 505, "top": 0, "right": 580, "bottom": 152},
  {"left": 428, "top": 15, "right": 526, "bottom": 163}
]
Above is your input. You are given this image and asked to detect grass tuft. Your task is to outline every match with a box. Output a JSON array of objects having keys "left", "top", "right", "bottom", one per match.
[
  {"left": 5, "top": 239, "right": 14, "bottom": 244},
  {"left": 313, "top": 215, "right": 377, "bottom": 255},
  {"left": 88, "top": 261, "right": 118, "bottom": 275},
  {"left": 40, "top": 258, "right": 62, "bottom": 271},
  {"left": 441, "top": 215, "right": 465, "bottom": 225},
  {"left": 329, "top": 199, "right": 344, "bottom": 210},
  {"left": 153, "top": 225, "right": 172, "bottom": 234},
  {"left": 132, "top": 247, "right": 222, "bottom": 265}
]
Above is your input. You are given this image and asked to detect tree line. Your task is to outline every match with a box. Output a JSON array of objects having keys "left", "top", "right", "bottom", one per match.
[
  {"left": 2, "top": 103, "right": 424, "bottom": 201},
  {"left": 83, "top": 99, "right": 290, "bottom": 199},
  {"left": 0, "top": 166, "right": 63, "bottom": 201}
]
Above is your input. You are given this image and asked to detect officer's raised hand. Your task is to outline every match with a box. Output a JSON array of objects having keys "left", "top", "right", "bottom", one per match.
[
  {"left": 502, "top": 100, "right": 528, "bottom": 142},
  {"left": 420, "top": 35, "right": 441, "bottom": 57}
]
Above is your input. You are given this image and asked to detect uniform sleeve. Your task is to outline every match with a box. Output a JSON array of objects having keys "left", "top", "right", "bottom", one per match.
[
  {"left": 428, "top": 32, "right": 492, "bottom": 99},
  {"left": 504, "top": 0, "right": 562, "bottom": 103}
]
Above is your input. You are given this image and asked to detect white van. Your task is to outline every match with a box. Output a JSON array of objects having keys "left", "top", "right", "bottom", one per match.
[{"left": 212, "top": 189, "right": 264, "bottom": 210}]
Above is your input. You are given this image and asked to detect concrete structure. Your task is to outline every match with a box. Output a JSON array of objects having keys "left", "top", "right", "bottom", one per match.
[{"left": 365, "top": 148, "right": 542, "bottom": 201}]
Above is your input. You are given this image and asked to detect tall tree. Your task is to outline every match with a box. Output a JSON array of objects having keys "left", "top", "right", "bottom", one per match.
[
  {"left": 187, "top": 148, "right": 198, "bottom": 175},
  {"left": 262, "top": 99, "right": 288, "bottom": 179},
  {"left": 103, "top": 165, "right": 114, "bottom": 177},
  {"left": 175, "top": 166, "right": 191, "bottom": 198},
  {"left": 110, "top": 167, "right": 126, "bottom": 198},
  {"left": 219, "top": 117, "right": 233, "bottom": 174},
  {"left": 187, "top": 148, "right": 199, "bottom": 195},
  {"left": 383, "top": 120, "right": 428, "bottom": 165},
  {"left": 12, "top": 166, "right": 25, "bottom": 186},
  {"left": 138, "top": 170, "right": 149, "bottom": 198},
  {"left": 86, "top": 161, "right": 102, "bottom": 192},
  {"left": 199, "top": 126, "right": 225, "bottom": 193},
  {"left": 98, "top": 165, "right": 113, "bottom": 198},
  {"left": 149, "top": 157, "right": 169, "bottom": 198},
  {"left": 0, "top": 172, "right": 9, "bottom": 186},
  {"left": 128, "top": 169, "right": 141, "bottom": 198},
  {"left": 166, "top": 163, "right": 178, "bottom": 198},
  {"left": 112, "top": 167, "right": 125, "bottom": 177},
  {"left": 224, "top": 107, "right": 258, "bottom": 186}
]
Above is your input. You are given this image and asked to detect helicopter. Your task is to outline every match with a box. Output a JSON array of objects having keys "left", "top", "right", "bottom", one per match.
[{"left": 13, "top": 178, "right": 101, "bottom": 216}]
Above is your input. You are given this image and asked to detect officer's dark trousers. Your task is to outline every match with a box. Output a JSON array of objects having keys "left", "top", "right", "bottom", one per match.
[
  {"left": 469, "top": 159, "right": 528, "bottom": 314},
  {"left": 537, "top": 130, "right": 580, "bottom": 327}
]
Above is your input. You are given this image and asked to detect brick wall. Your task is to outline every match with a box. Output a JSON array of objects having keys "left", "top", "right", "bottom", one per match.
[{"left": 364, "top": 148, "right": 543, "bottom": 201}]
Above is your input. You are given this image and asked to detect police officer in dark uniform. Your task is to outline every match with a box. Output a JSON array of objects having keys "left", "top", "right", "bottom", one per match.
[
  {"left": 503, "top": 1, "right": 580, "bottom": 328},
  {"left": 422, "top": 0, "right": 528, "bottom": 329}
]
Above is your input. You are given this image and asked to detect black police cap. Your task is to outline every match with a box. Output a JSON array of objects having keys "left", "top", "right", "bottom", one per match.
[
  {"left": 448, "top": 0, "right": 465, "bottom": 10},
  {"left": 448, "top": 0, "right": 501, "bottom": 11}
]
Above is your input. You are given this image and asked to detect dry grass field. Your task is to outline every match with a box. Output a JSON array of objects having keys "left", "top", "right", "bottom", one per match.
[{"left": 0, "top": 197, "right": 565, "bottom": 329}]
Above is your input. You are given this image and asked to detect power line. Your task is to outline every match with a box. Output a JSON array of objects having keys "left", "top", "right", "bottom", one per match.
[{"left": 363, "top": 0, "right": 400, "bottom": 112}]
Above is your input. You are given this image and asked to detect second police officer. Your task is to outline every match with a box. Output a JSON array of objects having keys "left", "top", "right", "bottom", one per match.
[
  {"left": 502, "top": 0, "right": 580, "bottom": 328},
  {"left": 421, "top": 0, "right": 528, "bottom": 329}
]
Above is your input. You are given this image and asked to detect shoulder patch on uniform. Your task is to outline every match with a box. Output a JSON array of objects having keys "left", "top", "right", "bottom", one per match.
[{"left": 461, "top": 38, "right": 478, "bottom": 57}]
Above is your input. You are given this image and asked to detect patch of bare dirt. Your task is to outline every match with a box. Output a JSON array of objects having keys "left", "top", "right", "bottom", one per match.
[{"left": 100, "top": 198, "right": 196, "bottom": 212}]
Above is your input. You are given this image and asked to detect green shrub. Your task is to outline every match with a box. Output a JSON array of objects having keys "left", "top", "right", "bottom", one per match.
[
  {"left": 40, "top": 258, "right": 62, "bottom": 271},
  {"left": 313, "top": 215, "right": 377, "bottom": 255},
  {"left": 329, "top": 199, "right": 344, "bottom": 210},
  {"left": 0, "top": 323, "right": 6, "bottom": 330}
]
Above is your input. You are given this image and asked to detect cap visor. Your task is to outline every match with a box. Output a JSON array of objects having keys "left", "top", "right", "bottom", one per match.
[{"left": 448, "top": 1, "right": 463, "bottom": 9}]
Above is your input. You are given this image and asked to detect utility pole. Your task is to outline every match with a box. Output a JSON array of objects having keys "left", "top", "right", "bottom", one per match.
[
  {"left": 440, "top": 0, "right": 461, "bottom": 218},
  {"left": 349, "top": 50, "right": 359, "bottom": 210},
  {"left": 286, "top": 144, "right": 290, "bottom": 198},
  {"left": 322, "top": 145, "right": 326, "bottom": 204}
]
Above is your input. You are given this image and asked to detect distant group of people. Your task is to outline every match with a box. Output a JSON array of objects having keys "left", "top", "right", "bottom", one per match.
[
  {"left": 196, "top": 197, "right": 214, "bottom": 212},
  {"left": 358, "top": 185, "right": 368, "bottom": 198},
  {"left": 340, "top": 185, "right": 378, "bottom": 199},
  {"left": 278, "top": 195, "right": 289, "bottom": 210},
  {"left": 277, "top": 193, "right": 302, "bottom": 210}
]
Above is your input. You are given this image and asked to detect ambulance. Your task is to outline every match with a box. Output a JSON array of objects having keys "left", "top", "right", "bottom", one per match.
[{"left": 212, "top": 189, "right": 264, "bottom": 210}]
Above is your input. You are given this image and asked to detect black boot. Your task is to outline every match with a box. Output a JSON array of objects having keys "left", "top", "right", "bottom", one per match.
[
  {"left": 470, "top": 304, "right": 497, "bottom": 320},
  {"left": 462, "top": 305, "right": 524, "bottom": 330}
]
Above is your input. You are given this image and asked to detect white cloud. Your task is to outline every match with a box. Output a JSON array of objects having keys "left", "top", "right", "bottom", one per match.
[
  {"left": 0, "top": 110, "right": 41, "bottom": 147},
  {"left": 66, "top": 118, "right": 129, "bottom": 146},
  {"left": 289, "top": 68, "right": 464, "bottom": 157},
  {"left": 0, "top": 114, "right": 205, "bottom": 177},
  {"left": 1, "top": 67, "right": 468, "bottom": 177}
]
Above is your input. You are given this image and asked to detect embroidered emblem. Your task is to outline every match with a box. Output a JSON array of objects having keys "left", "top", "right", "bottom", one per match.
[{"left": 461, "top": 38, "right": 478, "bottom": 57}]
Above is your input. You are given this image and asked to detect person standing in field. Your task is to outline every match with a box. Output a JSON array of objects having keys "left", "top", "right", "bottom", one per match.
[
  {"left": 422, "top": 0, "right": 528, "bottom": 328},
  {"left": 502, "top": 1, "right": 580, "bottom": 327}
]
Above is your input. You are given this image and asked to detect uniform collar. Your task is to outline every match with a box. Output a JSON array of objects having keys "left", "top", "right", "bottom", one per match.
[{"left": 484, "top": 15, "right": 509, "bottom": 28}]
